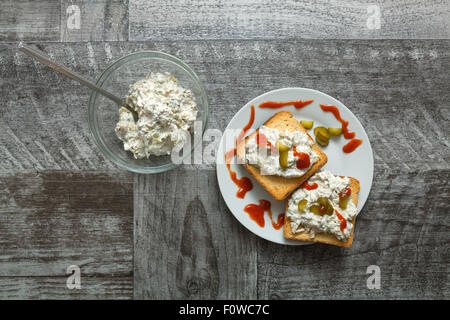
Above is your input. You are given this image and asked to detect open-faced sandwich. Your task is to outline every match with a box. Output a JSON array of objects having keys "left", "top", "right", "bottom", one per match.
[
  {"left": 236, "top": 111, "right": 327, "bottom": 200},
  {"left": 284, "top": 170, "right": 360, "bottom": 247}
]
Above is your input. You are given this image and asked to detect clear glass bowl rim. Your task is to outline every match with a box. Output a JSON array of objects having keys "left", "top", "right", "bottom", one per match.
[{"left": 88, "top": 50, "right": 209, "bottom": 174}]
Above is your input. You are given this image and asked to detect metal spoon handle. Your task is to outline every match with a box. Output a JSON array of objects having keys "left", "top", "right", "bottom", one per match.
[{"left": 17, "top": 42, "right": 124, "bottom": 106}]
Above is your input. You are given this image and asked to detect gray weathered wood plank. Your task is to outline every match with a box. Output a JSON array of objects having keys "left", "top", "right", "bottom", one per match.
[
  {"left": 0, "top": 170, "right": 133, "bottom": 299},
  {"left": 0, "top": 276, "right": 132, "bottom": 299},
  {"left": 134, "top": 167, "right": 258, "bottom": 299},
  {"left": 0, "top": 43, "right": 126, "bottom": 172},
  {"left": 0, "top": 1, "right": 61, "bottom": 41},
  {"left": 60, "top": 0, "right": 129, "bottom": 42},
  {"left": 129, "top": 0, "right": 450, "bottom": 41}
]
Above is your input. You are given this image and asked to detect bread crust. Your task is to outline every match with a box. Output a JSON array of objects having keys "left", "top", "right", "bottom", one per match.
[
  {"left": 283, "top": 177, "right": 360, "bottom": 247},
  {"left": 236, "top": 111, "right": 327, "bottom": 201}
]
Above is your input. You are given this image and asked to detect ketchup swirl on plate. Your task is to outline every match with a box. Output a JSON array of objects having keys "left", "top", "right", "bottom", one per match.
[
  {"left": 244, "top": 199, "right": 284, "bottom": 229},
  {"left": 225, "top": 148, "right": 253, "bottom": 199},
  {"left": 343, "top": 139, "right": 363, "bottom": 153},
  {"left": 319, "top": 104, "right": 355, "bottom": 139},
  {"left": 320, "top": 104, "right": 362, "bottom": 153},
  {"left": 224, "top": 106, "right": 255, "bottom": 199},
  {"left": 259, "top": 100, "right": 314, "bottom": 109}
]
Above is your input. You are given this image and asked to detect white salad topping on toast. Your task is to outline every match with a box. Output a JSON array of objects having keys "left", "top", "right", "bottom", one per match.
[
  {"left": 287, "top": 170, "right": 358, "bottom": 241},
  {"left": 244, "top": 126, "right": 318, "bottom": 177}
]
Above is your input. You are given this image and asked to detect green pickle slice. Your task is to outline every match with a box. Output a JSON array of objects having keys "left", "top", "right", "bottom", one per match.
[
  {"left": 328, "top": 127, "right": 342, "bottom": 136},
  {"left": 316, "top": 127, "right": 330, "bottom": 140},
  {"left": 277, "top": 142, "right": 290, "bottom": 152},
  {"left": 317, "top": 197, "right": 328, "bottom": 206},
  {"left": 300, "top": 120, "right": 314, "bottom": 129},
  {"left": 298, "top": 199, "right": 308, "bottom": 211},
  {"left": 316, "top": 136, "right": 329, "bottom": 147},
  {"left": 325, "top": 203, "right": 334, "bottom": 215},
  {"left": 314, "top": 126, "right": 330, "bottom": 147},
  {"left": 313, "top": 127, "right": 320, "bottom": 136},
  {"left": 279, "top": 150, "right": 289, "bottom": 169},
  {"left": 339, "top": 195, "right": 349, "bottom": 210},
  {"left": 309, "top": 205, "right": 321, "bottom": 215},
  {"left": 310, "top": 197, "right": 334, "bottom": 215}
]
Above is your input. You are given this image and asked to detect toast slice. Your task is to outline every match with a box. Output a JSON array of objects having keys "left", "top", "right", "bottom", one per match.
[
  {"left": 236, "top": 111, "right": 327, "bottom": 201},
  {"left": 283, "top": 177, "right": 360, "bottom": 247}
]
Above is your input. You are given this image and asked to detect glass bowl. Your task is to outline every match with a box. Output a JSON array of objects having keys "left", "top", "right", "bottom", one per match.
[{"left": 88, "top": 51, "right": 208, "bottom": 174}]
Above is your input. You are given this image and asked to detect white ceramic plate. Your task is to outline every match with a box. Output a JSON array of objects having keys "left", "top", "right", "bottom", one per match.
[{"left": 216, "top": 88, "right": 374, "bottom": 245}]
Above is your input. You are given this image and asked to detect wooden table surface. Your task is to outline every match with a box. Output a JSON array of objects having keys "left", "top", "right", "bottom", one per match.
[{"left": 0, "top": 1, "right": 448, "bottom": 299}]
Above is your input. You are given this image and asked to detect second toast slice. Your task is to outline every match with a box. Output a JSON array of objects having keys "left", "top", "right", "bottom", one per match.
[{"left": 284, "top": 174, "right": 360, "bottom": 247}]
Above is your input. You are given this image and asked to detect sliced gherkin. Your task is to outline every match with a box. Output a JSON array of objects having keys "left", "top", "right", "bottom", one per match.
[
  {"left": 328, "top": 127, "right": 342, "bottom": 136},
  {"left": 316, "top": 127, "right": 330, "bottom": 140},
  {"left": 300, "top": 120, "right": 314, "bottom": 129},
  {"left": 279, "top": 150, "right": 289, "bottom": 169},
  {"left": 339, "top": 195, "right": 349, "bottom": 210},
  {"left": 314, "top": 127, "right": 320, "bottom": 136},
  {"left": 277, "top": 142, "right": 290, "bottom": 152},
  {"left": 309, "top": 205, "right": 321, "bottom": 215},
  {"left": 317, "top": 197, "right": 328, "bottom": 206},
  {"left": 325, "top": 203, "right": 334, "bottom": 215},
  {"left": 298, "top": 199, "right": 308, "bottom": 211},
  {"left": 316, "top": 136, "right": 329, "bottom": 147},
  {"left": 313, "top": 197, "right": 333, "bottom": 215}
]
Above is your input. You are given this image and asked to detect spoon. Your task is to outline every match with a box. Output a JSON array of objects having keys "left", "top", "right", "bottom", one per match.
[{"left": 13, "top": 42, "right": 138, "bottom": 121}]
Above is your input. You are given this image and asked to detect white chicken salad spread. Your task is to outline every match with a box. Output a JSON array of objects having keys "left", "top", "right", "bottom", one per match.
[
  {"left": 286, "top": 170, "right": 358, "bottom": 241},
  {"left": 115, "top": 72, "right": 198, "bottom": 159},
  {"left": 244, "top": 126, "right": 318, "bottom": 177}
]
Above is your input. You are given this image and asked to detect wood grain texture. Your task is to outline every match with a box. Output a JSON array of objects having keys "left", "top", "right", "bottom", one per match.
[
  {"left": 61, "top": 0, "right": 129, "bottom": 42},
  {"left": 134, "top": 167, "right": 258, "bottom": 299},
  {"left": 0, "top": 276, "right": 132, "bottom": 299},
  {"left": 129, "top": 0, "right": 450, "bottom": 41},
  {"left": 0, "top": 43, "right": 126, "bottom": 172},
  {"left": 0, "top": 0, "right": 60, "bottom": 41},
  {"left": 0, "top": 170, "right": 133, "bottom": 299}
]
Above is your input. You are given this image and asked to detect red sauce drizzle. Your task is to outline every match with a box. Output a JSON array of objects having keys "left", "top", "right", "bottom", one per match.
[
  {"left": 293, "top": 147, "right": 310, "bottom": 170},
  {"left": 335, "top": 210, "right": 347, "bottom": 232},
  {"left": 343, "top": 139, "right": 363, "bottom": 153},
  {"left": 236, "top": 105, "right": 255, "bottom": 145},
  {"left": 339, "top": 187, "right": 352, "bottom": 198},
  {"left": 225, "top": 105, "right": 255, "bottom": 198},
  {"left": 301, "top": 181, "right": 318, "bottom": 190},
  {"left": 259, "top": 100, "right": 314, "bottom": 109},
  {"left": 244, "top": 199, "right": 284, "bottom": 229},
  {"left": 225, "top": 148, "right": 252, "bottom": 198},
  {"left": 256, "top": 133, "right": 277, "bottom": 153},
  {"left": 319, "top": 104, "right": 355, "bottom": 139}
]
